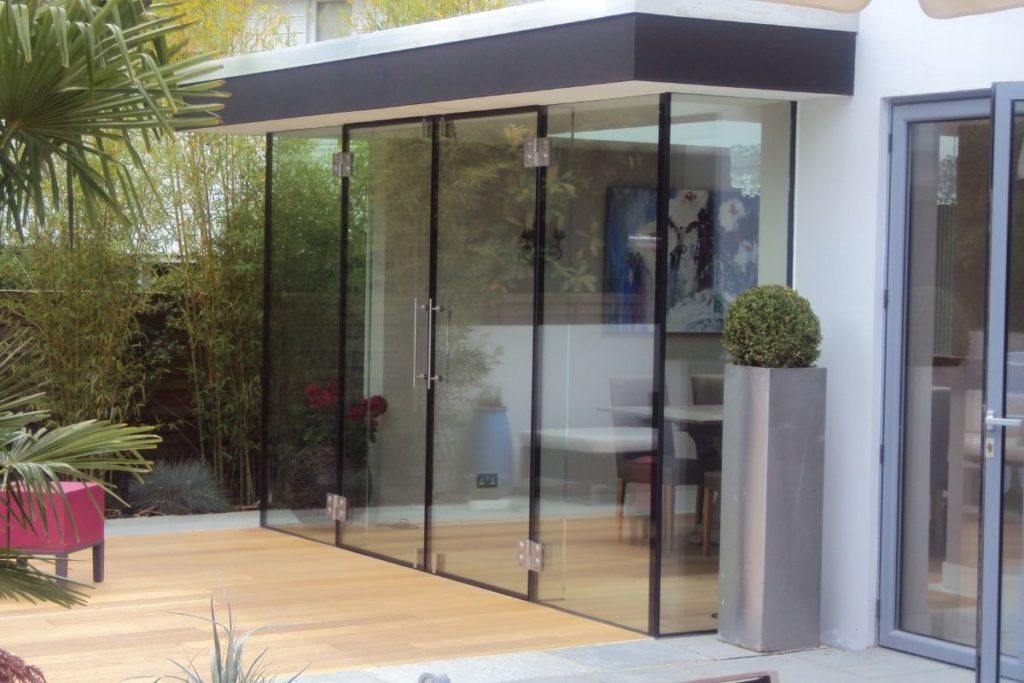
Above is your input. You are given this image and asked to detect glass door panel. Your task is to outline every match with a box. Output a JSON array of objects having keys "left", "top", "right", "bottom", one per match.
[
  {"left": 658, "top": 94, "right": 793, "bottom": 635},
  {"left": 985, "top": 84, "right": 1024, "bottom": 682},
  {"left": 342, "top": 122, "right": 432, "bottom": 565},
  {"left": 899, "top": 116, "right": 990, "bottom": 647},
  {"left": 431, "top": 112, "right": 537, "bottom": 594},
  {"left": 537, "top": 97, "right": 660, "bottom": 631},
  {"left": 265, "top": 130, "right": 343, "bottom": 544}
]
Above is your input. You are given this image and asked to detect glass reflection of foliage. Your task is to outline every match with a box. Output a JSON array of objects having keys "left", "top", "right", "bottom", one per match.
[
  {"left": 548, "top": 146, "right": 655, "bottom": 297},
  {"left": 343, "top": 128, "right": 432, "bottom": 506},
  {"left": 438, "top": 121, "right": 535, "bottom": 304},
  {"left": 268, "top": 134, "right": 342, "bottom": 508}
]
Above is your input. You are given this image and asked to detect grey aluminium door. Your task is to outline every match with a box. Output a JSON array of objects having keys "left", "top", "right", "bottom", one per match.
[
  {"left": 881, "top": 95, "right": 991, "bottom": 668},
  {"left": 882, "top": 84, "right": 1024, "bottom": 680},
  {"left": 977, "top": 81, "right": 1024, "bottom": 683}
]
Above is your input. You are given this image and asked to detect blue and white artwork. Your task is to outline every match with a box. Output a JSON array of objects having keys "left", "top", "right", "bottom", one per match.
[
  {"left": 605, "top": 187, "right": 657, "bottom": 325},
  {"left": 605, "top": 187, "right": 760, "bottom": 332}
]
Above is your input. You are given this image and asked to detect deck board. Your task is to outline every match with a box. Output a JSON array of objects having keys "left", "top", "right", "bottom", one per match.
[{"left": 0, "top": 528, "right": 639, "bottom": 682}]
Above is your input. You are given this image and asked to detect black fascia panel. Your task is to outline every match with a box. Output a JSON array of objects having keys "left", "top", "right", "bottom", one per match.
[
  {"left": 215, "top": 13, "right": 855, "bottom": 129},
  {"left": 217, "top": 15, "right": 638, "bottom": 128},
  {"left": 632, "top": 14, "right": 855, "bottom": 96}
]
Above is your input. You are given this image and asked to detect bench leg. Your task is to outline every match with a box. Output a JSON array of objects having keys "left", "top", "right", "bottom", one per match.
[
  {"left": 55, "top": 553, "right": 69, "bottom": 580},
  {"left": 92, "top": 541, "right": 105, "bottom": 583}
]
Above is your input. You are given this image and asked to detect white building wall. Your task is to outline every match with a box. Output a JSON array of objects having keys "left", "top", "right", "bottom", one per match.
[{"left": 796, "top": 2, "right": 1024, "bottom": 650}]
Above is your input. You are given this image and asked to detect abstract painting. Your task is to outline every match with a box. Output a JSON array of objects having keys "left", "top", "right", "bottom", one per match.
[{"left": 605, "top": 187, "right": 760, "bottom": 332}]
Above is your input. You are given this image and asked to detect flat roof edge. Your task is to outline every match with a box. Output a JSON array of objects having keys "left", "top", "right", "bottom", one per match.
[{"left": 205, "top": 0, "right": 858, "bottom": 82}]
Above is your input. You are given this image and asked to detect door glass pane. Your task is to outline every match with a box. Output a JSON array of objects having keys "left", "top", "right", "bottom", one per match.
[
  {"left": 265, "top": 130, "right": 343, "bottom": 543},
  {"left": 342, "top": 122, "right": 431, "bottom": 564},
  {"left": 659, "top": 94, "right": 792, "bottom": 634},
  {"left": 537, "top": 96, "right": 660, "bottom": 631},
  {"left": 898, "top": 117, "right": 990, "bottom": 645},
  {"left": 431, "top": 113, "right": 537, "bottom": 594},
  {"left": 999, "top": 101, "right": 1024, "bottom": 679}
]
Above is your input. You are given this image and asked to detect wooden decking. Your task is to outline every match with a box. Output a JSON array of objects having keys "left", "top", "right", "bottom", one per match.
[{"left": 0, "top": 528, "right": 639, "bottom": 682}]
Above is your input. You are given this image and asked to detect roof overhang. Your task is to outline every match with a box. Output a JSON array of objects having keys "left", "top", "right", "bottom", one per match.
[{"left": 204, "top": 0, "right": 858, "bottom": 134}]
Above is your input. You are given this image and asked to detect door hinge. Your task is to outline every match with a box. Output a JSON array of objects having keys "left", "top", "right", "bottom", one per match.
[
  {"left": 887, "top": 133, "right": 893, "bottom": 155},
  {"left": 332, "top": 151, "right": 353, "bottom": 178},
  {"left": 517, "top": 540, "right": 544, "bottom": 572},
  {"left": 325, "top": 493, "right": 347, "bottom": 522},
  {"left": 524, "top": 137, "right": 551, "bottom": 168},
  {"left": 880, "top": 444, "right": 884, "bottom": 464},
  {"left": 883, "top": 289, "right": 889, "bottom": 309}
]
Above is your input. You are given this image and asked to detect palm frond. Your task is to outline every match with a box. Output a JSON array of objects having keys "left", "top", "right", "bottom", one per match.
[
  {"left": 0, "top": 550, "right": 88, "bottom": 607},
  {"left": 0, "top": 0, "right": 226, "bottom": 231}
]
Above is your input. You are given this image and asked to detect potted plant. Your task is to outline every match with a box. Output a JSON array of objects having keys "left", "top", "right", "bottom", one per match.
[
  {"left": 717, "top": 284, "right": 825, "bottom": 653},
  {"left": 288, "top": 382, "right": 387, "bottom": 510},
  {"left": 471, "top": 387, "right": 513, "bottom": 497}
]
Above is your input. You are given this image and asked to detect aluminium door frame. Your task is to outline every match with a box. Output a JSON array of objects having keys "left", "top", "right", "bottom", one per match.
[
  {"left": 977, "top": 80, "right": 1024, "bottom": 683},
  {"left": 879, "top": 94, "right": 992, "bottom": 669}
]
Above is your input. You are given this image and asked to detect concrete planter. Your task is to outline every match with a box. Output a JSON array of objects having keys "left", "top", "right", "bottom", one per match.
[{"left": 718, "top": 364, "right": 827, "bottom": 653}]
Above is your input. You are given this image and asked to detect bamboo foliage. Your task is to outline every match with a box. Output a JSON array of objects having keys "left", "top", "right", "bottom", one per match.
[
  {"left": 134, "top": 1, "right": 284, "bottom": 505},
  {"left": 152, "top": 133, "right": 264, "bottom": 505},
  {"left": 0, "top": 236, "right": 169, "bottom": 426}
]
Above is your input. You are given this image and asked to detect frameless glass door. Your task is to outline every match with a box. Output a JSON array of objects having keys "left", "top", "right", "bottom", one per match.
[
  {"left": 341, "top": 121, "right": 432, "bottom": 565},
  {"left": 536, "top": 97, "right": 661, "bottom": 631},
  {"left": 980, "top": 81, "right": 1024, "bottom": 683},
  {"left": 430, "top": 111, "right": 538, "bottom": 595}
]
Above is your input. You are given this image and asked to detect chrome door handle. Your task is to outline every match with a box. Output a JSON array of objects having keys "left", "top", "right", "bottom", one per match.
[
  {"left": 986, "top": 410, "right": 1024, "bottom": 430},
  {"left": 413, "top": 298, "right": 420, "bottom": 387},
  {"left": 426, "top": 299, "right": 435, "bottom": 387}
]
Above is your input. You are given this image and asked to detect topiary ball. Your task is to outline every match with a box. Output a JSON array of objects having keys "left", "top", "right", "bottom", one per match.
[{"left": 722, "top": 285, "right": 822, "bottom": 368}]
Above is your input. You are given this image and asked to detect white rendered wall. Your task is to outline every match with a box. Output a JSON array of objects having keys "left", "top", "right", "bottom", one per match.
[{"left": 795, "top": 3, "right": 1024, "bottom": 650}]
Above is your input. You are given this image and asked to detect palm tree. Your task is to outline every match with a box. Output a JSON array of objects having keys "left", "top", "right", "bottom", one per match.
[
  {"left": 0, "top": 336, "right": 159, "bottom": 607},
  {"left": 0, "top": 0, "right": 224, "bottom": 236}
]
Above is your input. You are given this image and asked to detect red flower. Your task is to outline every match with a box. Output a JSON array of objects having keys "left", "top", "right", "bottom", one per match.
[
  {"left": 368, "top": 395, "right": 388, "bottom": 417},
  {"left": 347, "top": 397, "right": 368, "bottom": 422},
  {"left": 304, "top": 381, "right": 339, "bottom": 409}
]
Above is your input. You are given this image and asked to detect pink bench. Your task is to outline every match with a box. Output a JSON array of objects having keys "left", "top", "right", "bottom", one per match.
[{"left": 0, "top": 482, "right": 105, "bottom": 582}]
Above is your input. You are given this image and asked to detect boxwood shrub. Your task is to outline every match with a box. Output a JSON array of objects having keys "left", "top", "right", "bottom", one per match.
[{"left": 722, "top": 285, "right": 822, "bottom": 368}]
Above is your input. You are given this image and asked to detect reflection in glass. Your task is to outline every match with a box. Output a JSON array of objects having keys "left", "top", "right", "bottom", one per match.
[
  {"left": 430, "top": 113, "right": 537, "bottom": 595},
  {"left": 1000, "top": 107, "right": 1024, "bottom": 677},
  {"left": 659, "top": 94, "right": 792, "bottom": 634},
  {"left": 341, "top": 122, "right": 431, "bottom": 564},
  {"left": 537, "top": 96, "right": 660, "bottom": 631},
  {"left": 265, "top": 131, "right": 343, "bottom": 543},
  {"left": 898, "top": 118, "right": 990, "bottom": 646}
]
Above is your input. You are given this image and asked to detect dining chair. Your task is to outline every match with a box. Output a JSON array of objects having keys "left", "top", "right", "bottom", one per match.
[
  {"left": 691, "top": 373, "right": 724, "bottom": 554},
  {"left": 608, "top": 377, "right": 656, "bottom": 541},
  {"left": 609, "top": 376, "right": 704, "bottom": 541}
]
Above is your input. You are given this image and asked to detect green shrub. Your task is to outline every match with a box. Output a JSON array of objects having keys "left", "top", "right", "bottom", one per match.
[
  {"left": 722, "top": 285, "right": 822, "bottom": 368},
  {"left": 127, "top": 460, "right": 230, "bottom": 515}
]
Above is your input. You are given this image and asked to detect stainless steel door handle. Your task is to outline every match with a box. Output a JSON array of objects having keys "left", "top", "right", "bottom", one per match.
[
  {"left": 426, "top": 299, "right": 435, "bottom": 387},
  {"left": 985, "top": 410, "right": 1024, "bottom": 430},
  {"left": 413, "top": 298, "right": 420, "bottom": 387}
]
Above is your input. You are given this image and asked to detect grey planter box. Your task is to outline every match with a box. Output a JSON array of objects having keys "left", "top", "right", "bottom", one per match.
[{"left": 718, "top": 364, "right": 827, "bottom": 653}]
